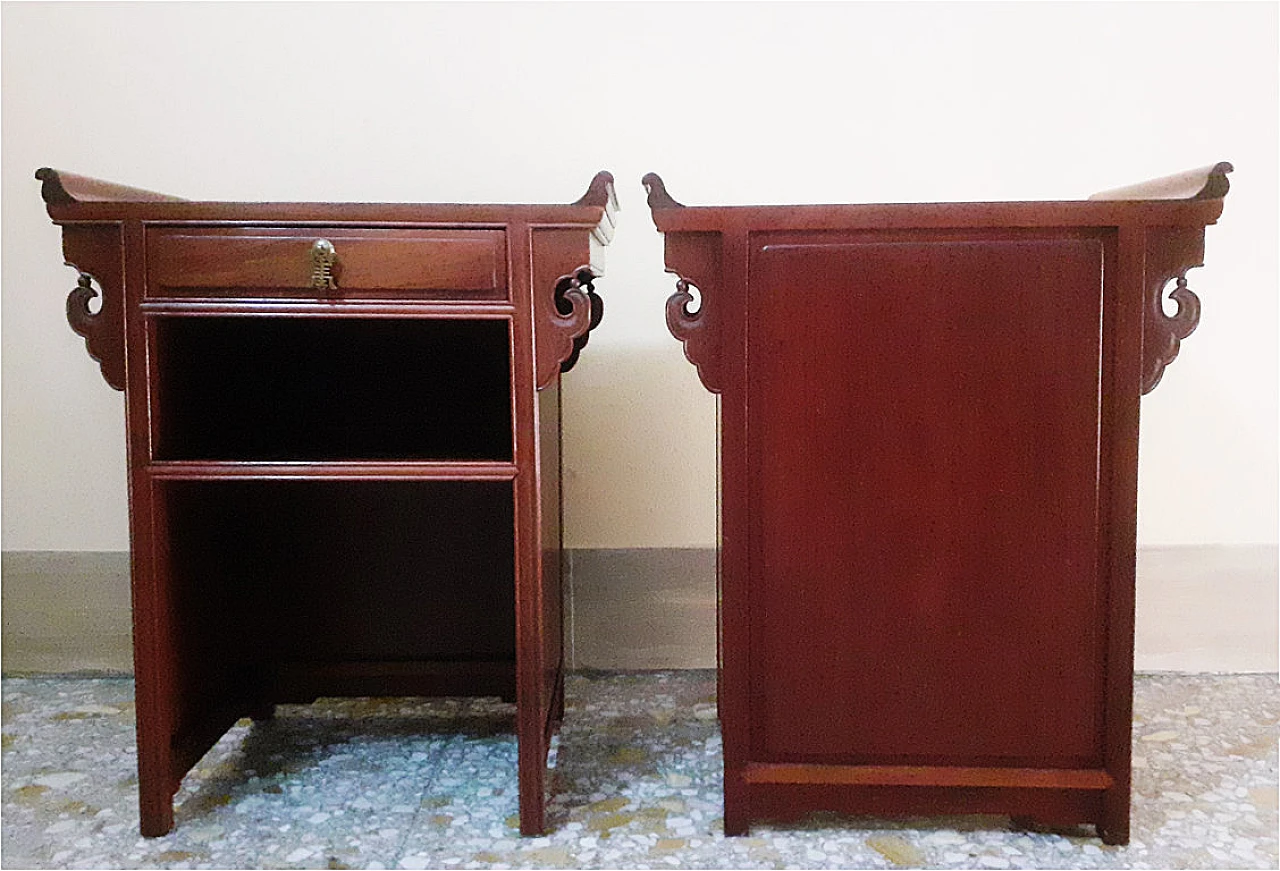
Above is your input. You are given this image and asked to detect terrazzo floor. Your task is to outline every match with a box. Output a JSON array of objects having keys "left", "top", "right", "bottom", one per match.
[{"left": 1, "top": 672, "right": 1275, "bottom": 870}]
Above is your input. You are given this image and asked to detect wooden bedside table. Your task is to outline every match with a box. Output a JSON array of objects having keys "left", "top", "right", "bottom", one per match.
[
  {"left": 37, "top": 168, "right": 617, "bottom": 837},
  {"left": 644, "top": 163, "right": 1232, "bottom": 844}
]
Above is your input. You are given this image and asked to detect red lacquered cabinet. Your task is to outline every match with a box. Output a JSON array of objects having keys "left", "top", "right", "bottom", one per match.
[
  {"left": 37, "top": 168, "right": 617, "bottom": 837},
  {"left": 644, "top": 164, "right": 1232, "bottom": 843}
]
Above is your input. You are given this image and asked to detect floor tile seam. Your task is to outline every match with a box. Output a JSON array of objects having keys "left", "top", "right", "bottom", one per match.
[{"left": 389, "top": 732, "right": 458, "bottom": 867}]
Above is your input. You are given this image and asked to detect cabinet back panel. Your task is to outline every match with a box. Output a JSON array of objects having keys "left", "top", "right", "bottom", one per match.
[
  {"left": 153, "top": 318, "right": 512, "bottom": 461},
  {"left": 747, "top": 236, "right": 1107, "bottom": 767}
]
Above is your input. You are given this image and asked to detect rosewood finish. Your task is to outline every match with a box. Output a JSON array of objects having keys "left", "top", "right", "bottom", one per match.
[
  {"left": 645, "top": 163, "right": 1232, "bottom": 844},
  {"left": 38, "top": 167, "right": 618, "bottom": 837}
]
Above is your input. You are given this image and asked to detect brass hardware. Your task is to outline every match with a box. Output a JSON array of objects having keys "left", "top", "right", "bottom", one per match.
[{"left": 310, "top": 239, "right": 338, "bottom": 290}]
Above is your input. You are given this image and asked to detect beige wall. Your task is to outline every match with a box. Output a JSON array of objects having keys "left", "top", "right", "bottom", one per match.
[{"left": 3, "top": 2, "right": 1276, "bottom": 552}]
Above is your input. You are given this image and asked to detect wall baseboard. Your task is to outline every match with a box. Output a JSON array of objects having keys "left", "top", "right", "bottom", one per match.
[
  {"left": 1135, "top": 544, "right": 1278, "bottom": 672},
  {"left": 2, "top": 551, "right": 133, "bottom": 674},
  {"left": 567, "top": 547, "right": 718, "bottom": 670},
  {"left": 3, "top": 545, "right": 1275, "bottom": 675}
]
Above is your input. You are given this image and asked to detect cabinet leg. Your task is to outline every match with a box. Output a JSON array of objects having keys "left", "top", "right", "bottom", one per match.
[
  {"left": 723, "top": 811, "right": 749, "bottom": 837},
  {"left": 518, "top": 790, "right": 545, "bottom": 836},
  {"left": 134, "top": 696, "right": 176, "bottom": 837},
  {"left": 138, "top": 783, "right": 175, "bottom": 838},
  {"left": 722, "top": 769, "right": 749, "bottom": 836},
  {"left": 1098, "top": 821, "right": 1129, "bottom": 846},
  {"left": 517, "top": 728, "right": 546, "bottom": 835},
  {"left": 1100, "top": 785, "right": 1131, "bottom": 845},
  {"left": 551, "top": 672, "right": 566, "bottom": 725}
]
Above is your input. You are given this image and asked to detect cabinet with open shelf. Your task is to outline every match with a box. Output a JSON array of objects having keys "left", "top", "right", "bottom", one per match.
[{"left": 38, "top": 167, "right": 616, "bottom": 837}]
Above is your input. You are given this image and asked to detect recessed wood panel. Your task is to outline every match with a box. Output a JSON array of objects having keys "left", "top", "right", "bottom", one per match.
[{"left": 747, "top": 236, "right": 1106, "bottom": 767}]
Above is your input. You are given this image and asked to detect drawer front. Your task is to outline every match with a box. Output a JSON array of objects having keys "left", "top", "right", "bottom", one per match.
[{"left": 146, "top": 228, "right": 506, "bottom": 300}]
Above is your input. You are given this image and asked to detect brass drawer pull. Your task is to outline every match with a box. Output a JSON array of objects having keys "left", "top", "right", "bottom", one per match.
[{"left": 310, "top": 239, "right": 337, "bottom": 290}]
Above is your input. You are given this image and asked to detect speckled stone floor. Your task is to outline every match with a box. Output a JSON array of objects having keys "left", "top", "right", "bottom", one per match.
[{"left": 1, "top": 672, "right": 1275, "bottom": 870}]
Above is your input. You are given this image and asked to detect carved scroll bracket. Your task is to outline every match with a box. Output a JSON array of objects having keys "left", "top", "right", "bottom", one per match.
[
  {"left": 555, "top": 267, "right": 604, "bottom": 376},
  {"left": 534, "top": 264, "right": 602, "bottom": 389},
  {"left": 1142, "top": 226, "right": 1208, "bottom": 394},
  {"left": 1143, "top": 274, "right": 1200, "bottom": 394},
  {"left": 666, "top": 274, "right": 721, "bottom": 394},
  {"left": 659, "top": 222, "right": 723, "bottom": 395},
  {"left": 642, "top": 174, "right": 723, "bottom": 394},
  {"left": 59, "top": 224, "right": 126, "bottom": 391}
]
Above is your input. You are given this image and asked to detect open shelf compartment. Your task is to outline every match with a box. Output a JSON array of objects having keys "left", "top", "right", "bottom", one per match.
[
  {"left": 159, "top": 478, "right": 517, "bottom": 727},
  {"left": 151, "top": 317, "right": 513, "bottom": 462}
]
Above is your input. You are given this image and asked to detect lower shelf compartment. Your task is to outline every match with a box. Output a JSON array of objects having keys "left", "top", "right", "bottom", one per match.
[{"left": 158, "top": 479, "right": 517, "bottom": 735}]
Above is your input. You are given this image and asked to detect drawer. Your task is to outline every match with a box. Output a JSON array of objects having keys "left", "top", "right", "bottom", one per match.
[{"left": 146, "top": 228, "right": 506, "bottom": 301}]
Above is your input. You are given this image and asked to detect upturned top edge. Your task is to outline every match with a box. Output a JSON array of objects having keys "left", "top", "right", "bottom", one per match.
[
  {"left": 36, "top": 168, "right": 187, "bottom": 205},
  {"left": 642, "top": 173, "right": 684, "bottom": 211},
  {"left": 1088, "top": 162, "right": 1233, "bottom": 202}
]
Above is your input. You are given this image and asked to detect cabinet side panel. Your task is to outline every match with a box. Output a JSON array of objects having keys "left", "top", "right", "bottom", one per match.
[
  {"left": 538, "top": 378, "right": 565, "bottom": 726},
  {"left": 1097, "top": 226, "right": 1144, "bottom": 845},
  {"left": 747, "top": 236, "right": 1106, "bottom": 767}
]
